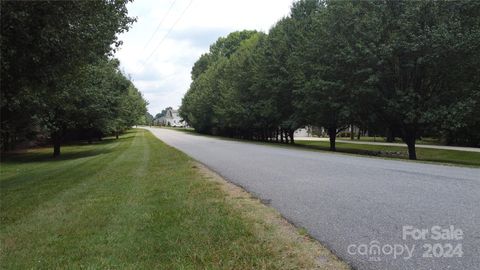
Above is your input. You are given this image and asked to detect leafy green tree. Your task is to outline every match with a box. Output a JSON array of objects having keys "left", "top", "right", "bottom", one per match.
[
  {"left": 191, "top": 54, "right": 211, "bottom": 81},
  {"left": 215, "top": 33, "right": 270, "bottom": 139},
  {"left": 363, "top": 0, "right": 480, "bottom": 158},
  {"left": 39, "top": 58, "right": 146, "bottom": 154},
  {"left": 180, "top": 31, "right": 258, "bottom": 135},
  {"left": 258, "top": 16, "right": 306, "bottom": 143},
  {"left": 292, "top": 0, "right": 356, "bottom": 151},
  {"left": 180, "top": 0, "right": 480, "bottom": 156},
  {"left": 1, "top": 0, "right": 135, "bottom": 155}
]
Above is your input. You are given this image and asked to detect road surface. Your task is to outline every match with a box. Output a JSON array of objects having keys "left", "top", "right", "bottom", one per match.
[
  {"left": 295, "top": 137, "right": 480, "bottom": 153},
  {"left": 145, "top": 127, "right": 480, "bottom": 270}
]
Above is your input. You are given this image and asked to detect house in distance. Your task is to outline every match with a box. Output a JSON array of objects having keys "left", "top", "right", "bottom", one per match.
[{"left": 154, "top": 107, "right": 186, "bottom": 127}]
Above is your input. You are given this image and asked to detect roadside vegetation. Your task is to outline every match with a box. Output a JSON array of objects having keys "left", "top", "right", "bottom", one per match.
[
  {"left": 0, "top": 129, "right": 348, "bottom": 269},
  {"left": 1, "top": 1, "right": 148, "bottom": 157},
  {"left": 296, "top": 140, "right": 480, "bottom": 167},
  {"left": 337, "top": 137, "right": 443, "bottom": 146},
  {"left": 180, "top": 0, "right": 480, "bottom": 160}
]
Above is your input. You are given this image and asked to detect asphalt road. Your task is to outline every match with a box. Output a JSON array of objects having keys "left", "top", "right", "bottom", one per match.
[{"left": 145, "top": 127, "right": 480, "bottom": 270}]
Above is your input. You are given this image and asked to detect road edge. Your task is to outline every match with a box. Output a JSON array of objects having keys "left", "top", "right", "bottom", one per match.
[
  {"left": 191, "top": 161, "right": 350, "bottom": 270},
  {"left": 144, "top": 127, "right": 350, "bottom": 269}
]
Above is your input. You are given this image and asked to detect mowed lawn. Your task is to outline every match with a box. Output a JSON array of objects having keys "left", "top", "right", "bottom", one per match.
[
  {"left": 0, "top": 129, "right": 346, "bottom": 269},
  {"left": 296, "top": 140, "right": 480, "bottom": 167}
]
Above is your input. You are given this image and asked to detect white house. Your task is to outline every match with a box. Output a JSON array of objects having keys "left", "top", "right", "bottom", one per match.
[
  {"left": 156, "top": 108, "right": 186, "bottom": 127},
  {"left": 294, "top": 126, "right": 314, "bottom": 137}
]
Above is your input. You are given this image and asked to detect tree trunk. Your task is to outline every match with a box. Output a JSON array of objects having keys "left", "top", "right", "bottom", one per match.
[
  {"left": 2, "top": 132, "right": 10, "bottom": 152},
  {"left": 404, "top": 131, "right": 417, "bottom": 160},
  {"left": 386, "top": 127, "right": 395, "bottom": 142},
  {"left": 445, "top": 131, "right": 454, "bottom": 146},
  {"left": 328, "top": 126, "right": 336, "bottom": 151},
  {"left": 357, "top": 129, "right": 361, "bottom": 140},
  {"left": 350, "top": 124, "right": 354, "bottom": 140},
  {"left": 52, "top": 132, "right": 62, "bottom": 158},
  {"left": 284, "top": 129, "right": 289, "bottom": 144},
  {"left": 53, "top": 142, "right": 60, "bottom": 157},
  {"left": 289, "top": 130, "right": 295, "bottom": 144}
]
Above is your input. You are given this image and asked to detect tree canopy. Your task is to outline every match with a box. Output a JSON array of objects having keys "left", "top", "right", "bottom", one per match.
[
  {"left": 180, "top": 0, "right": 480, "bottom": 159},
  {"left": 1, "top": 0, "right": 147, "bottom": 156}
]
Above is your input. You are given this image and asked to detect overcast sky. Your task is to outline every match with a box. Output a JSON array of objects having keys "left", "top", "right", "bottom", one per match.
[{"left": 115, "top": 0, "right": 294, "bottom": 115}]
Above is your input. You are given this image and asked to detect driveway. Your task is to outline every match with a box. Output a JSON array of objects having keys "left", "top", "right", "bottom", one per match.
[{"left": 145, "top": 127, "right": 480, "bottom": 270}]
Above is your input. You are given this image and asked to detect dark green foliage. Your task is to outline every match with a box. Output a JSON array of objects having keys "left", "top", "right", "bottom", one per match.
[
  {"left": 180, "top": 31, "right": 262, "bottom": 137},
  {"left": 143, "top": 112, "right": 155, "bottom": 126},
  {"left": 362, "top": 0, "right": 480, "bottom": 157},
  {"left": 1, "top": 0, "right": 147, "bottom": 156},
  {"left": 180, "top": 0, "right": 480, "bottom": 158}
]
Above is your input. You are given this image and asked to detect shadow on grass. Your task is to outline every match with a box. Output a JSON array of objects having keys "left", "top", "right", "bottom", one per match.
[
  {"left": 1, "top": 147, "right": 115, "bottom": 164},
  {"left": 295, "top": 143, "right": 406, "bottom": 157},
  {"left": 1, "top": 130, "right": 137, "bottom": 164}
]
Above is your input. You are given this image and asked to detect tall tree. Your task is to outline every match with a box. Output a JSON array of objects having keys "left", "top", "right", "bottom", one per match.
[
  {"left": 180, "top": 0, "right": 480, "bottom": 156},
  {"left": 293, "top": 0, "right": 356, "bottom": 151},
  {"left": 366, "top": 0, "right": 480, "bottom": 159},
  {"left": 180, "top": 31, "right": 258, "bottom": 135},
  {"left": 260, "top": 17, "right": 303, "bottom": 143},
  {"left": 1, "top": 0, "right": 135, "bottom": 155}
]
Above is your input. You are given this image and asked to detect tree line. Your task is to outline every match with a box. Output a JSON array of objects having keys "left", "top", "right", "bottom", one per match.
[
  {"left": 1, "top": 0, "right": 148, "bottom": 156},
  {"left": 180, "top": 0, "right": 480, "bottom": 159}
]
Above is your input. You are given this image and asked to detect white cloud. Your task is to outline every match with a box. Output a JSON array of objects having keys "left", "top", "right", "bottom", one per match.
[{"left": 115, "top": 0, "right": 294, "bottom": 114}]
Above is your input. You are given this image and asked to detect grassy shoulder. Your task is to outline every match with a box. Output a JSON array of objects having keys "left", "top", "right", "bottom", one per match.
[
  {"left": 296, "top": 140, "right": 480, "bottom": 167},
  {"left": 0, "top": 129, "right": 348, "bottom": 269},
  {"left": 338, "top": 136, "right": 442, "bottom": 145}
]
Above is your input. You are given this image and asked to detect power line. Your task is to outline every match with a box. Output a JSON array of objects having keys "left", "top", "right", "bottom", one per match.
[
  {"left": 139, "top": 0, "right": 194, "bottom": 70},
  {"left": 141, "top": 0, "right": 176, "bottom": 51}
]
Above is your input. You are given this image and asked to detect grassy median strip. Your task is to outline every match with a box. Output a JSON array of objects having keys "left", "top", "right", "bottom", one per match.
[{"left": 0, "top": 129, "right": 348, "bottom": 269}]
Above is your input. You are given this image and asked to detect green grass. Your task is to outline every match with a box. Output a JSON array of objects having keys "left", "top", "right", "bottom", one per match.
[
  {"left": 296, "top": 140, "right": 480, "bottom": 167},
  {"left": 338, "top": 136, "right": 442, "bottom": 145},
  {"left": 0, "top": 129, "right": 346, "bottom": 269}
]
